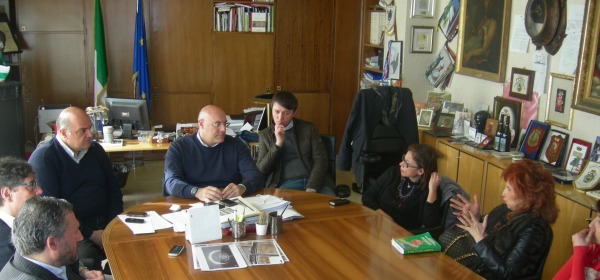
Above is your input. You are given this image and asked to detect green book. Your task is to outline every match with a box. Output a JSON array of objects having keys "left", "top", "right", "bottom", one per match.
[{"left": 391, "top": 232, "right": 441, "bottom": 254}]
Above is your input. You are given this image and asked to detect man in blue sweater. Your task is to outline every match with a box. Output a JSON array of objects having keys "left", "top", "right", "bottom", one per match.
[
  {"left": 164, "top": 105, "right": 264, "bottom": 201},
  {"left": 28, "top": 107, "right": 122, "bottom": 271}
]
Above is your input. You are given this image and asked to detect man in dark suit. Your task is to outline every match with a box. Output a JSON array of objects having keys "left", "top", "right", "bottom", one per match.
[
  {"left": 0, "top": 157, "right": 43, "bottom": 269},
  {"left": 0, "top": 197, "right": 103, "bottom": 279}
]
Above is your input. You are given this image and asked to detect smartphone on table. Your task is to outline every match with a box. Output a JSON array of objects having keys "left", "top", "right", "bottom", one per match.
[
  {"left": 126, "top": 211, "right": 148, "bottom": 217},
  {"left": 168, "top": 245, "right": 185, "bottom": 257}
]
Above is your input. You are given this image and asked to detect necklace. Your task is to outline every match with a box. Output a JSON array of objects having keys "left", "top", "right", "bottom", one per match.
[{"left": 397, "top": 177, "right": 419, "bottom": 200}]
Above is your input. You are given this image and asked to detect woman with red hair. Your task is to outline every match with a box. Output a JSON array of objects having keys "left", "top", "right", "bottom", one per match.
[{"left": 440, "top": 159, "right": 558, "bottom": 279}]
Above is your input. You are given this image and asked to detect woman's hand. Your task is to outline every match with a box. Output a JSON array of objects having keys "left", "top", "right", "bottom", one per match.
[
  {"left": 457, "top": 212, "right": 488, "bottom": 243},
  {"left": 450, "top": 193, "right": 480, "bottom": 221},
  {"left": 572, "top": 227, "right": 595, "bottom": 247},
  {"left": 426, "top": 172, "right": 441, "bottom": 203}
]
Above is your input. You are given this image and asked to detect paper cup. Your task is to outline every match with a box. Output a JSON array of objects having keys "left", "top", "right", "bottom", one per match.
[{"left": 256, "top": 223, "right": 268, "bottom": 236}]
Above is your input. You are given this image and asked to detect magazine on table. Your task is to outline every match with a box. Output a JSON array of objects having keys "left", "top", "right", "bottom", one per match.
[{"left": 193, "top": 239, "right": 286, "bottom": 271}]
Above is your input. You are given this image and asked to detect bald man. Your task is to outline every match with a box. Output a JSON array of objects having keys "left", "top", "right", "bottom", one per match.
[
  {"left": 164, "top": 105, "right": 264, "bottom": 201},
  {"left": 28, "top": 106, "right": 122, "bottom": 271}
]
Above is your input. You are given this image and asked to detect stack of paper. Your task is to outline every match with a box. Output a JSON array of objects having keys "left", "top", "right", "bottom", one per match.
[{"left": 244, "top": 195, "right": 303, "bottom": 221}]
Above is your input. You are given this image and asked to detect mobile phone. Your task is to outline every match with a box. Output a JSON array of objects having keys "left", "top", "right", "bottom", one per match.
[
  {"left": 220, "top": 199, "right": 237, "bottom": 207},
  {"left": 124, "top": 218, "right": 145, "bottom": 224},
  {"left": 204, "top": 202, "right": 225, "bottom": 209},
  {"left": 329, "top": 199, "right": 350, "bottom": 206},
  {"left": 126, "top": 211, "right": 148, "bottom": 217},
  {"left": 168, "top": 245, "right": 185, "bottom": 257}
]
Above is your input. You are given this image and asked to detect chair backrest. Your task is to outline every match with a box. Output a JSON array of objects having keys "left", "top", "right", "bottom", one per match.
[
  {"left": 439, "top": 176, "right": 470, "bottom": 230},
  {"left": 321, "top": 134, "right": 336, "bottom": 182}
]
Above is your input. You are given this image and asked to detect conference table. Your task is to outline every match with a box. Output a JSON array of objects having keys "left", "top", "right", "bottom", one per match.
[
  {"left": 103, "top": 189, "right": 482, "bottom": 279},
  {"left": 100, "top": 139, "right": 170, "bottom": 153}
]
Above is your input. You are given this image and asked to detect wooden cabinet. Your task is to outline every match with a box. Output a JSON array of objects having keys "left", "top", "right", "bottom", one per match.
[
  {"left": 437, "top": 141, "right": 459, "bottom": 181},
  {"left": 456, "top": 152, "right": 484, "bottom": 199},
  {"left": 482, "top": 163, "right": 505, "bottom": 214}
]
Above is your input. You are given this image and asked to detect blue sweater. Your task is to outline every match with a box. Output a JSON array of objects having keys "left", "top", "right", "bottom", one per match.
[
  {"left": 164, "top": 134, "right": 264, "bottom": 198},
  {"left": 28, "top": 138, "right": 123, "bottom": 239}
]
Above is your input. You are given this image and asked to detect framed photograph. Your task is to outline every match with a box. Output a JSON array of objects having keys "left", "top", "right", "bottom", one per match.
[
  {"left": 493, "top": 96, "right": 522, "bottom": 148},
  {"left": 388, "top": 41, "right": 403, "bottom": 80},
  {"left": 441, "top": 101, "right": 464, "bottom": 113},
  {"left": 426, "top": 91, "right": 452, "bottom": 111},
  {"left": 509, "top": 67, "right": 535, "bottom": 101},
  {"left": 436, "top": 113, "right": 455, "bottom": 131},
  {"left": 411, "top": 26, "right": 434, "bottom": 53},
  {"left": 452, "top": 111, "right": 471, "bottom": 135},
  {"left": 545, "top": 73, "right": 575, "bottom": 130},
  {"left": 573, "top": 0, "right": 600, "bottom": 116},
  {"left": 455, "top": 0, "right": 511, "bottom": 82},
  {"left": 574, "top": 161, "right": 600, "bottom": 190},
  {"left": 411, "top": 0, "right": 435, "bottom": 18},
  {"left": 484, "top": 118, "right": 498, "bottom": 137},
  {"left": 565, "top": 139, "right": 592, "bottom": 174},
  {"left": 418, "top": 109, "right": 434, "bottom": 127},
  {"left": 591, "top": 136, "right": 600, "bottom": 162},
  {"left": 539, "top": 129, "right": 570, "bottom": 167},
  {"left": 519, "top": 120, "right": 550, "bottom": 160}
]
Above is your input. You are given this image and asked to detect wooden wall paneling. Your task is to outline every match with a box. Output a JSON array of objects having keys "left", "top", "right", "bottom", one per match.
[
  {"left": 274, "top": 0, "right": 334, "bottom": 92},
  {"left": 482, "top": 164, "right": 505, "bottom": 214},
  {"left": 151, "top": 93, "right": 212, "bottom": 130},
  {"left": 16, "top": 0, "right": 84, "bottom": 32},
  {"left": 149, "top": 0, "right": 213, "bottom": 94},
  {"left": 331, "top": 0, "right": 361, "bottom": 142},
  {"left": 294, "top": 93, "right": 331, "bottom": 134},
  {"left": 213, "top": 33, "right": 274, "bottom": 115}
]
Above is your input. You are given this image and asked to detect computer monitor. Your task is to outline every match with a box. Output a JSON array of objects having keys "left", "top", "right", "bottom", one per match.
[{"left": 105, "top": 98, "right": 150, "bottom": 138}]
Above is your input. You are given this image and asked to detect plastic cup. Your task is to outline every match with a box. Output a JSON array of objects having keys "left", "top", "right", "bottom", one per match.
[{"left": 256, "top": 223, "right": 268, "bottom": 236}]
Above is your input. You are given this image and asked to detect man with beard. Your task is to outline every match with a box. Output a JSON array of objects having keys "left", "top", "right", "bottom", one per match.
[
  {"left": 164, "top": 105, "right": 264, "bottom": 202},
  {"left": 0, "top": 197, "right": 103, "bottom": 279},
  {"left": 28, "top": 106, "right": 123, "bottom": 271}
]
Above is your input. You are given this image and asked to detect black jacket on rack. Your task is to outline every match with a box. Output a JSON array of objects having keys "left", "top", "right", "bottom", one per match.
[{"left": 337, "top": 86, "right": 419, "bottom": 188}]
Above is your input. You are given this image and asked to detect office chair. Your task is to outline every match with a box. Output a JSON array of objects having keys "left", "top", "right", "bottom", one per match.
[
  {"left": 338, "top": 86, "right": 419, "bottom": 194},
  {"left": 321, "top": 134, "right": 350, "bottom": 198}
]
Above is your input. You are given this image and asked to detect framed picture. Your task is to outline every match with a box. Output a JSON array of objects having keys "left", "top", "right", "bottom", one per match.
[
  {"left": 418, "top": 109, "right": 434, "bottom": 127},
  {"left": 509, "top": 68, "right": 535, "bottom": 101},
  {"left": 573, "top": 161, "right": 600, "bottom": 191},
  {"left": 539, "top": 129, "right": 570, "bottom": 167},
  {"left": 426, "top": 91, "right": 451, "bottom": 110},
  {"left": 411, "top": 26, "right": 434, "bottom": 53},
  {"left": 452, "top": 111, "right": 471, "bottom": 135},
  {"left": 493, "top": 96, "right": 522, "bottom": 148},
  {"left": 591, "top": 136, "right": 600, "bottom": 162},
  {"left": 388, "top": 41, "right": 403, "bottom": 80},
  {"left": 564, "top": 139, "right": 592, "bottom": 174},
  {"left": 0, "top": 13, "right": 21, "bottom": 54},
  {"left": 441, "top": 101, "right": 464, "bottom": 113},
  {"left": 436, "top": 113, "right": 455, "bottom": 131},
  {"left": 411, "top": 0, "right": 435, "bottom": 18},
  {"left": 573, "top": 0, "right": 600, "bottom": 116},
  {"left": 545, "top": 73, "right": 575, "bottom": 130},
  {"left": 455, "top": 0, "right": 511, "bottom": 82},
  {"left": 484, "top": 118, "right": 498, "bottom": 137},
  {"left": 519, "top": 120, "right": 550, "bottom": 160}
]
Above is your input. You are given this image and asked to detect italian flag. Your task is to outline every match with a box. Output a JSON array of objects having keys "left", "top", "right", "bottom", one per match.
[{"left": 94, "top": 0, "right": 108, "bottom": 106}]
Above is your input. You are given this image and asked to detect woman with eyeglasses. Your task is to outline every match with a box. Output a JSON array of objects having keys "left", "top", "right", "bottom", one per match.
[
  {"left": 442, "top": 159, "right": 558, "bottom": 279},
  {"left": 554, "top": 199, "right": 600, "bottom": 279},
  {"left": 361, "top": 144, "right": 442, "bottom": 231}
]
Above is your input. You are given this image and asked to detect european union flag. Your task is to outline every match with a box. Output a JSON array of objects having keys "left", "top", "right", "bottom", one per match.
[{"left": 132, "top": 0, "right": 150, "bottom": 116}]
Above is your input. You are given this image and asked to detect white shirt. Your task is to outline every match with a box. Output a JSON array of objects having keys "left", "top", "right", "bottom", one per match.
[
  {"left": 284, "top": 119, "right": 294, "bottom": 131},
  {"left": 0, "top": 210, "right": 14, "bottom": 229},
  {"left": 196, "top": 133, "right": 221, "bottom": 148},
  {"left": 24, "top": 256, "right": 68, "bottom": 280},
  {"left": 56, "top": 136, "right": 88, "bottom": 163}
]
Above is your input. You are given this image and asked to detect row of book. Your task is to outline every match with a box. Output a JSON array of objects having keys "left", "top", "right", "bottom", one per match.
[{"left": 214, "top": 3, "right": 273, "bottom": 32}]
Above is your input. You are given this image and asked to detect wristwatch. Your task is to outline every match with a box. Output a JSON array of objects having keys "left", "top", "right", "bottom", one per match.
[{"left": 190, "top": 187, "right": 199, "bottom": 197}]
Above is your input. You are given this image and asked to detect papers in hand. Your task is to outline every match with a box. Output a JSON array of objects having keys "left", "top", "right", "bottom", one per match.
[
  {"left": 118, "top": 211, "right": 173, "bottom": 235},
  {"left": 193, "top": 239, "right": 286, "bottom": 271}
]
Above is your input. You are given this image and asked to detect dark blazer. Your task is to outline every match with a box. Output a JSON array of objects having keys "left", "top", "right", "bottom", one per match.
[
  {"left": 0, "top": 253, "right": 83, "bottom": 280},
  {"left": 337, "top": 86, "right": 419, "bottom": 184},
  {"left": 0, "top": 219, "right": 14, "bottom": 269}
]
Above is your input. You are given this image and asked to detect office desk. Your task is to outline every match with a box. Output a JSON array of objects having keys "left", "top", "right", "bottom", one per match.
[
  {"left": 101, "top": 139, "right": 170, "bottom": 153},
  {"left": 103, "top": 189, "right": 482, "bottom": 280}
]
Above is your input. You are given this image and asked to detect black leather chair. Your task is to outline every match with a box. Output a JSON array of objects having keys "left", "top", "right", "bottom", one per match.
[{"left": 321, "top": 134, "right": 350, "bottom": 198}]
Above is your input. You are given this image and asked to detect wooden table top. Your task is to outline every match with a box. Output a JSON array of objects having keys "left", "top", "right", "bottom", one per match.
[
  {"left": 100, "top": 139, "right": 170, "bottom": 153},
  {"left": 103, "top": 189, "right": 482, "bottom": 280}
]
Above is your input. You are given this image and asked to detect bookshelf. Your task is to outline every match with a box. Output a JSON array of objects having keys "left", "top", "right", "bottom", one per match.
[
  {"left": 213, "top": 1, "right": 275, "bottom": 32},
  {"left": 359, "top": 2, "right": 385, "bottom": 89}
]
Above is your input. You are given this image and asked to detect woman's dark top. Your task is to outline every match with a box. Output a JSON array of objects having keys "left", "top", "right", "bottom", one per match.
[{"left": 362, "top": 166, "right": 442, "bottom": 230}]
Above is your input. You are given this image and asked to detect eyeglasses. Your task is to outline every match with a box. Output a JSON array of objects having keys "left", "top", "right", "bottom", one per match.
[
  {"left": 209, "top": 122, "right": 230, "bottom": 128},
  {"left": 400, "top": 155, "right": 420, "bottom": 169},
  {"left": 18, "top": 180, "right": 38, "bottom": 191}
]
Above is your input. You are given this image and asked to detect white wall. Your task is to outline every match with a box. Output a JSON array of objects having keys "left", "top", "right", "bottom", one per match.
[{"left": 396, "top": 0, "right": 600, "bottom": 149}]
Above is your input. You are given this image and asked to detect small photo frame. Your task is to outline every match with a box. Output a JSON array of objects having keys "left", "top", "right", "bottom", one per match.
[
  {"left": 411, "top": 0, "right": 435, "bottom": 18},
  {"left": 426, "top": 91, "right": 451, "bottom": 111},
  {"left": 493, "top": 96, "right": 523, "bottom": 148},
  {"left": 545, "top": 73, "right": 575, "bottom": 130},
  {"left": 411, "top": 26, "right": 434, "bottom": 53},
  {"left": 539, "top": 129, "right": 570, "bottom": 167},
  {"left": 509, "top": 67, "right": 535, "bottom": 101},
  {"left": 441, "top": 101, "right": 464, "bottom": 113},
  {"left": 436, "top": 112, "right": 455, "bottom": 131},
  {"left": 565, "top": 138, "right": 592, "bottom": 174},
  {"left": 519, "top": 120, "right": 550, "bottom": 160},
  {"left": 418, "top": 109, "right": 434, "bottom": 127},
  {"left": 574, "top": 161, "right": 600, "bottom": 191},
  {"left": 452, "top": 111, "right": 471, "bottom": 135},
  {"left": 388, "top": 41, "right": 403, "bottom": 80},
  {"left": 484, "top": 118, "right": 498, "bottom": 137}
]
